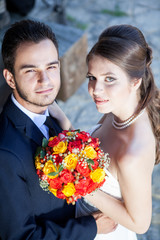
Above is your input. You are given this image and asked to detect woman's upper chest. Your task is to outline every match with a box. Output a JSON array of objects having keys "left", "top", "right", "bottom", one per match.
[{"left": 91, "top": 120, "right": 130, "bottom": 177}]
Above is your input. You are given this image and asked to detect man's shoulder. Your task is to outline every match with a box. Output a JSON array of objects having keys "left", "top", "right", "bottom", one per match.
[{"left": 0, "top": 109, "right": 32, "bottom": 153}]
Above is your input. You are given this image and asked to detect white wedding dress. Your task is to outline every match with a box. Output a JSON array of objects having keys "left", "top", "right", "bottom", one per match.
[{"left": 76, "top": 124, "right": 137, "bottom": 240}]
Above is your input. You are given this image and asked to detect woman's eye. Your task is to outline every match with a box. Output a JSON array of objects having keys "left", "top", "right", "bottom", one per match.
[
  {"left": 105, "top": 77, "right": 115, "bottom": 83},
  {"left": 86, "top": 75, "right": 96, "bottom": 81}
]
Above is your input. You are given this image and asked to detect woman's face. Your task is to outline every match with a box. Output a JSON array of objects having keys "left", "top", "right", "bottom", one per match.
[{"left": 87, "top": 55, "right": 137, "bottom": 117}]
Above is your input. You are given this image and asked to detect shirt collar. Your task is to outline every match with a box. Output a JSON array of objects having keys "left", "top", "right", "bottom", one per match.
[{"left": 11, "top": 94, "right": 49, "bottom": 128}]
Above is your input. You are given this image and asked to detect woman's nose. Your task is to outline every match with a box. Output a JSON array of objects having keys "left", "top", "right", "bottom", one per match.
[{"left": 93, "top": 81, "right": 104, "bottom": 95}]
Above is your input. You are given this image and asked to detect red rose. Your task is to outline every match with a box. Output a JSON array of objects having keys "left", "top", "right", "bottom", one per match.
[
  {"left": 36, "top": 169, "right": 43, "bottom": 177},
  {"left": 68, "top": 140, "right": 82, "bottom": 153},
  {"left": 48, "top": 137, "right": 60, "bottom": 147},
  {"left": 76, "top": 131, "right": 90, "bottom": 142},
  {"left": 87, "top": 179, "right": 99, "bottom": 194},
  {"left": 75, "top": 178, "right": 89, "bottom": 196},
  {"left": 61, "top": 130, "right": 68, "bottom": 134},
  {"left": 89, "top": 137, "right": 99, "bottom": 148},
  {"left": 60, "top": 169, "right": 74, "bottom": 184},
  {"left": 50, "top": 178, "right": 62, "bottom": 189},
  {"left": 57, "top": 189, "right": 66, "bottom": 199},
  {"left": 91, "top": 159, "right": 99, "bottom": 170},
  {"left": 76, "top": 162, "right": 90, "bottom": 177},
  {"left": 53, "top": 154, "right": 63, "bottom": 165}
]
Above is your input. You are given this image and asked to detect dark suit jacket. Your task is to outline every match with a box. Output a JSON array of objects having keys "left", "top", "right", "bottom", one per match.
[{"left": 0, "top": 96, "right": 97, "bottom": 240}]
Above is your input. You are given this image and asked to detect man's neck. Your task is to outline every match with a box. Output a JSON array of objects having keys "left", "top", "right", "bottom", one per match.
[{"left": 11, "top": 94, "right": 49, "bottom": 117}]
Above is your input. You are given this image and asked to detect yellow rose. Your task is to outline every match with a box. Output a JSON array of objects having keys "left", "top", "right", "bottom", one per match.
[
  {"left": 35, "top": 156, "right": 43, "bottom": 170},
  {"left": 90, "top": 168, "right": 105, "bottom": 183},
  {"left": 53, "top": 141, "right": 68, "bottom": 154},
  {"left": 64, "top": 154, "right": 78, "bottom": 170},
  {"left": 62, "top": 183, "right": 75, "bottom": 197},
  {"left": 83, "top": 146, "right": 97, "bottom": 159},
  {"left": 66, "top": 131, "right": 73, "bottom": 136},
  {"left": 49, "top": 136, "right": 56, "bottom": 141},
  {"left": 43, "top": 160, "right": 58, "bottom": 179},
  {"left": 48, "top": 186, "right": 57, "bottom": 196}
]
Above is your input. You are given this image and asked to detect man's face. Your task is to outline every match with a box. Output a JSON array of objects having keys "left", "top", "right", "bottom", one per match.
[{"left": 4, "top": 39, "right": 61, "bottom": 114}]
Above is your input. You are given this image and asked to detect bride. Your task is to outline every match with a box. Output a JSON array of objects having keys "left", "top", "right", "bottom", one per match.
[{"left": 50, "top": 24, "right": 160, "bottom": 240}]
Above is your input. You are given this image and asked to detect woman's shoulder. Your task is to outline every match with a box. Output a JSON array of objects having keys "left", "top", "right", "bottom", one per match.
[{"left": 87, "top": 124, "right": 102, "bottom": 135}]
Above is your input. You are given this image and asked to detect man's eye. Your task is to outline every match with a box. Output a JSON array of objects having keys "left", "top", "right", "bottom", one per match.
[
  {"left": 25, "top": 69, "right": 35, "bottom": 73},
  {"left": 86, "top": 75, "right": 96, "bottom": 81},
  {"left": 48, "top": 65, "right": 57, "bottom": 70}
]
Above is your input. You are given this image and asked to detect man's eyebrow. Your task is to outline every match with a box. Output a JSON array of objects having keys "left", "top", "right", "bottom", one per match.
[
  {"left": 46, "top": 61, "right": 59, "bottom": 66},
  {"left": 19, "top": 61, "right": 59, "bottom": 70},
  {"left": 19, "top": 64, "right": 37, "bottom": 70}
]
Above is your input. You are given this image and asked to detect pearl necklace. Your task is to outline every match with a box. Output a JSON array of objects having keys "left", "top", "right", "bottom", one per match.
[{"left": 112, "top": 109, "right": 145, "bottom": 130}]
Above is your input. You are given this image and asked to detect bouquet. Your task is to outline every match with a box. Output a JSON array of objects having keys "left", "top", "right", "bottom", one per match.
[{"left": 35, "top": 129, "right": 110, "bottom": 204}]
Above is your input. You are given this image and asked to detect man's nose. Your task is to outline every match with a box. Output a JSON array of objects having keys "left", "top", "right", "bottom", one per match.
[{"left": 38, "top": 71, "right": 49, "bottom": 83}]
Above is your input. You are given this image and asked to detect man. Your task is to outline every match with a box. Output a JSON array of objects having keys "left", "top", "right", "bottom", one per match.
[{"left": 0, "top": 20, "right": 116, "bottom": 239}]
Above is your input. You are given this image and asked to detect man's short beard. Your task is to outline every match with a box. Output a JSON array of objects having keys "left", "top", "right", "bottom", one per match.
[{"left": 14, "top": 78, "right": 55, "bottom": 107}]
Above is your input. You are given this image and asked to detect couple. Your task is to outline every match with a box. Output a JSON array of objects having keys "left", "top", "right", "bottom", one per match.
[{"left": 0, "top": 19, "right": 159, "bottom": 240}]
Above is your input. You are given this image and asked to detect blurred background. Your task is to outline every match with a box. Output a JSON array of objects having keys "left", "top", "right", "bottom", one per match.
[{"left": 0, "top": 0, "right": 160, "bottom": 239}]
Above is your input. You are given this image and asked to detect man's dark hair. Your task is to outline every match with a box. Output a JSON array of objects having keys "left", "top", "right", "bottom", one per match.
[{"left": 1, "top": 19, "right": 59, "bottom": 74}]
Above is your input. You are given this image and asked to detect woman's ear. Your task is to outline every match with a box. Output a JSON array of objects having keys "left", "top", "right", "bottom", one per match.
[
  {"left": 132, "top": 78, "right": 142, "bottom": 91},
  {"left": 3, "top": 69, "right": 16, "bottom": 89}
]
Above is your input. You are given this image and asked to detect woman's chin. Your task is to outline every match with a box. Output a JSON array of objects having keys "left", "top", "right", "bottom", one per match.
[{"left": 96, "top": 106, "right": 110, "bottom": 114}]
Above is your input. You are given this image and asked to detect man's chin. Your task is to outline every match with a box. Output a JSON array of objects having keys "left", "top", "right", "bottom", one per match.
[{"left": 36, "top": 100, "right": 55, "bottom": 107}]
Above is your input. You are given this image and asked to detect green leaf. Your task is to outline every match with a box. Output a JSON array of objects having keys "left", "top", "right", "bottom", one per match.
[
  {"left": 87, "top": 159, "right": 94, "bottom": 165},
  {"left": 40, "top": 149, "right": 45, "bottom": 159},
  {"left": 58, "top": 165, "right": 64, "bottom": 173},
  {"left": 48, "top": 171, "right": 58, "bottom": 177},
  {"left": 88, "top": 164, "right": 93, "bottom": 171},
  {"left": 42, "top": 138, "right": 48, "bottom": 148},
  {"left": 52, "top": 162, "right": 58, "bottom": 172},
  {"left": 74, "top": 129, "right": 80, "bottom": 133}
]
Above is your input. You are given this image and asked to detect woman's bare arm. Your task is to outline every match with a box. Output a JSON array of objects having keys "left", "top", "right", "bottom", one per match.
[
  {"left": 49, "top": 101, "right": 74, "bottom": 130},
  {"left": 85, "top": 150, "right": 154, "bottom": 234}
]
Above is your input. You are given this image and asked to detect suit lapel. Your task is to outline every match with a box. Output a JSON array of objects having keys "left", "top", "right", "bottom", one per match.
[
  {"left": 4, "top": 96, "right": 45, "bottom": 146},
  {"left": 25, "top": 119, "right": 44, "bottom": 146}
]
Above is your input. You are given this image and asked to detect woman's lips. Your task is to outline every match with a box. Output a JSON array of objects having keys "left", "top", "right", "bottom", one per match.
[{"left": 94, "top": 98, "right": 109, "bottom": 105}]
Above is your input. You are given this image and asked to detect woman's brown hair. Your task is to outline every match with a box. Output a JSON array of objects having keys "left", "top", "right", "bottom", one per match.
[{"left": 87, "top": 24, "right": 160, "bottom": 164}]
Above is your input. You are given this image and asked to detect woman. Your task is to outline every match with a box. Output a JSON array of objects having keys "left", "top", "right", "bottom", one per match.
[
  {"left": 50, "top": 25, "right": 160, "bottom": 239},
  {"left": 75, "top": 24, "right": 160, "bottom": 239}
]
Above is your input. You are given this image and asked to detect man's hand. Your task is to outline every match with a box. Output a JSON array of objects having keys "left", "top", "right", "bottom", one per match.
[{"left": 92, "top": 211, "right": 118, "bottom": 234}]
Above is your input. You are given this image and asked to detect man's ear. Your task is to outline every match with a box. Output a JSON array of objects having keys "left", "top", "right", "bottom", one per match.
[
  {"left": 3, "top": 69, "right": 16, "bottom": 89},
  {"left": 132, "top": 78, "right": 142, "bottom": 91}
]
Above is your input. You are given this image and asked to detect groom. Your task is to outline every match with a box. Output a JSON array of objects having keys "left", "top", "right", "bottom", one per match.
[{"left": 0, "top": 20, "right": 116, "bottom": 239}]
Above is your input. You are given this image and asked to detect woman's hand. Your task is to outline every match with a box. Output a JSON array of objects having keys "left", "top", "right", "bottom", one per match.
[{"left": 49, "top": 101, "right": 74, "bottom": 130}]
